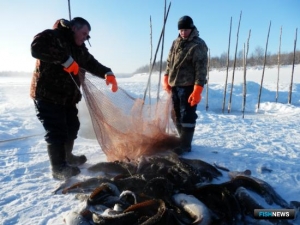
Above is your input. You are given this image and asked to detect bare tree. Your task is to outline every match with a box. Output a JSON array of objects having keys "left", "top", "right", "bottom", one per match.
[
  {"left": 253, "top": 46, "right": 264, "bottom": 65},
  {"left": 218, "top": 52, "right": 227, "bottom": 67}
]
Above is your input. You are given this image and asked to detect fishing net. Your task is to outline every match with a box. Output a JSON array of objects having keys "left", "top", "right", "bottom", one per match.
[{"left": 78, "top": 69, "right": 180, "bottom": 162}]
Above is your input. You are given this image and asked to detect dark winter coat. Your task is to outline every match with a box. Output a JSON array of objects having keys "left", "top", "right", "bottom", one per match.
[
  {"left": 165, "top": 27, "right": 208, "bottom": 87},
  {"left": 30, "top": 19, "right": 112, "bottom": 105}
]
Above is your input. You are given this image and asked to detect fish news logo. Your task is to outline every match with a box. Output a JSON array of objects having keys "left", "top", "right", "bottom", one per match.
[{"left": 254, "top": 209, "right": 295, "bottom": 219}]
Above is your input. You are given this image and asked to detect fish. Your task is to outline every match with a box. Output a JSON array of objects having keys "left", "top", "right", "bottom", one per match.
[
  {"left": 63, "top": 210, "right": 92, "bottom": 225},
  {"left": 87, "top": 161, "right": 136, "bottom": 175},
  {"left": 124, "top": 199, "right": 166, "bottom": 225},
  {"left": 61, "top": 177, "right": 113, "bottom": 194},
  {"left": 52, "top": 177, "right": 79, "bottom": 194},
  {"left": 227, "top": 174, "right": 290, "bottom": 208},
  {"left": 59, "top": 151, "right": 294, "bottom": 225},
  {"left": 92, "top": 210, "right": 136, "bottom": 225},
  {"left": 172, "top": 193, "right": 211, "bottom": 225},
  {"left": 213, "top": 163, "right": 230, "bottom": 172},
  {"left": 188, "top": 183, "right": 241, "bottom": 223},
  {"left": 234, "top": 186, "right": 265, "bottom": 216},
  {"left": 137, "top": 154, "right": 207, "bottom": 190},
  {"left": 119, "top": 190, "right": 137, "bottom": 206},
  {"left": 235, "top": 187, "right": 294, "bottom": 225},
  {"left": 113, "top": 175, "right": 147, "bottom": 193},
  {"left": 136, "top": 154, "right": 179, "bottom": 178},
  {"left": 290, "top": 200, "right": 300, "bottom": 209},
  {"left": 88, "top": 182, "right": 121, "bottom": 207},
  {"left": 179, "top": 157, "right": 223, "bottom": 181},
  {"left": 143, "top": 177, "right": 174, "bottom": 200},
  {"left": 227, "top": 169, "right": 252, "bottom": 178},
  {"left": 108, "top": 190, "right": 138, "bottom": 212}
]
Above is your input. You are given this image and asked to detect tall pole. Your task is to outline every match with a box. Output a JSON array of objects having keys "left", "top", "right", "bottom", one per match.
[
  {"left": 222, "top": 17, "right": 232, "bottom": 113},
  {"left": 257, "top": 21, "right": 271, "bottom": 111},
  {"left": 288, "top": 28, "right": 298, "bottom": 104},
  {"left": 143, "top": 2, "right": 171, "bottom": 102},
  {"left": 276, "top": 26, "right": 282, "bottom": 103},
  {"left": 156, "top": 0, "right": 167, "bottom": 102},
  {"left": 228, "top": 11, "right": 242, "bottom": 113},
  {"left": 206, "top": 49, "right": 210, "bottom": 111},
  {"left": 68, "top": 0, "right": 72, "bottom": 20},
  {"left": 148, "top": 16, "right": 153, "bottom": 105},
  {"left": 242, "top": 30, "right": 251, "bottom": 119}
]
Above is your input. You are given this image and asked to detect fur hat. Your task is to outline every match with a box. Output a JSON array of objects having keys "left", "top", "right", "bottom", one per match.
[{"left": 178, "top": 15, "right": 194, "bottom": 30}]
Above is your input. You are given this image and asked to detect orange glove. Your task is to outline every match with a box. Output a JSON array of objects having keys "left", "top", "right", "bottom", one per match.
[
  {"left": 163, "top": 75, "right": 171, "bottom": 93},
  {"left": 188, "top": 85, "right": 204, "bottom": 106},
  {"left": 63, "top": 60, "right": 79, "bottom": 75},
  {"left": 105, "top": 74, "right": 118, "bottom": 92}
]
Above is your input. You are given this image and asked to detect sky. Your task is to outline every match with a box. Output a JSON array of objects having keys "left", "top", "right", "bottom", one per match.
[
  {"left": 0, "top": 0, "right": 299, "bottom": 73},
  {"left": 1, "top": 65, "right": 300, "bottom": 224}
]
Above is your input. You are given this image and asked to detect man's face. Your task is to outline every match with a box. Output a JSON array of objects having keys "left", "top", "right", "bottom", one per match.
[
  {"left": 72, "top": 25, "right": 90, "bottom": 46},
  {"left": 179, "top": 29, "right": 192, "bottom": 39}
]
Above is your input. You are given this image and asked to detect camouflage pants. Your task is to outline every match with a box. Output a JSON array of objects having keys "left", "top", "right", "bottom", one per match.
[{"left": 171, "top": 86, "right": 198, "bottom": 128}]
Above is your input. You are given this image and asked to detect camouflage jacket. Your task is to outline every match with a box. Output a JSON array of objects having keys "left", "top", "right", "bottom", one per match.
[
  {"left": 165, "top": 27, "right": 208, "bottom": 87},
  {"left": 30, "top": 19, "right": 113, "bottom": 105}
]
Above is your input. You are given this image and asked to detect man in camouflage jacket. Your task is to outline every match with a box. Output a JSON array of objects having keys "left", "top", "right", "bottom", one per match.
[
  {"left": 163, "top": 15, "right": 208, "bottom": 154},
  {"left": 30, "top": 17, "right": 118, "bottom": 180}
]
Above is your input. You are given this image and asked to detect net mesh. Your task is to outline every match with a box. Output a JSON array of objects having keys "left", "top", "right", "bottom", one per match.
[{"left": 79, "top": 70, "right": 180, "bottom": 162}]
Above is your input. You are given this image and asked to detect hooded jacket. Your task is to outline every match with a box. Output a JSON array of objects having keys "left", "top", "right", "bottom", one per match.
[
  {"left": 30, "top": 19, "right": 112, "bottom": 105},
  {"left": 165, "top": 27, "right": 208, "bottom": 87}
]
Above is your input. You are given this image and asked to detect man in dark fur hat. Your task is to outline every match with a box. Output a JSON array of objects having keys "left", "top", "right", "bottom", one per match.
[{"left": 30, "top": 17, "right": 118, "bottom": 180}]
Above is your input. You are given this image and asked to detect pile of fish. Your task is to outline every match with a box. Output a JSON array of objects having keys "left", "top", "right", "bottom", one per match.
[{"left": 55, "top": 151, "right": 299, "bottom": 225}]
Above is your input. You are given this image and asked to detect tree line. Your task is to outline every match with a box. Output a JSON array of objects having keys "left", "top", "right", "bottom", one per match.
[{"left": 134, "top": 47, "right": 300, "bottom": 73}]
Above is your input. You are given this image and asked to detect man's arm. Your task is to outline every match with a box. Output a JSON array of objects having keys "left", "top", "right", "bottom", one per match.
[
  {"left": 193, "top": 42, "right": 208, "bottom": 86},
  {"left": 82, "top": 51, "right": 113, "bottom": 79},
  {"left": 31, "top": 29, "right": 69, "bottom": 64}
]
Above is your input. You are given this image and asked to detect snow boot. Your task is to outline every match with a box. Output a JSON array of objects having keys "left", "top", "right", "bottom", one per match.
[
  {"left": 173, "top": 127, "right": 195, "bottom": 155},
  {"left": 47, "top": 143, "right": 81, "bottom": 180},
  {"left": 65, "top": 140, "right": 87, "bottom": 166}
]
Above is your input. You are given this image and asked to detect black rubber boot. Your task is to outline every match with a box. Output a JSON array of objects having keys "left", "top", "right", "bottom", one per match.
[
  {"left": 180, "top": 127, "right": 194, "bottom": 152},
  {"left": 47, "top": 143, "right": 80, "bottom": 180},
  {"left": 173, "top": 127, "right": 195, "bottom": 155},
  {"left": 65, "top": 140, "right": 87, "bottom": 166}
]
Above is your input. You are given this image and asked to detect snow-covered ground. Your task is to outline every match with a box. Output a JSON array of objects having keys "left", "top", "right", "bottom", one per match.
[{"left": 0, "top": 65, "right": 299, "bottom": 224}]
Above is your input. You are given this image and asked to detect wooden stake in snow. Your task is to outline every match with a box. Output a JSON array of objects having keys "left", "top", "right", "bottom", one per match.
[
  {"left": 288, "top": 28, "right": 298, "bottom": 104},
  {"left": 257, "top": 21, "right": 271, "bottom": 111},
  {"left": 222, "top": 17, "right": 232, "bottom": 113},
  {"left": 148, "top": 16, "right": 153, "bottom": 105},
  {"left": 242, "top": 30, "right": 251, "bottom": 119},
  {"left": 143, "top": 1, "right": 171, "bottom": 102},
  {"left": 228, "top": 11, "right": 242, "bottom": 113},
  {"left": 206, "top": 49, "right": 210, "bottom": 111},
  {"left": 157, "top": 0, "right": 167, "bottom": 102},
  {"left": 149, "top": 16, "right": 153, "bottom": 68},
  {"left": 276, "top": 26, "right": 282, "bottom": 103}
]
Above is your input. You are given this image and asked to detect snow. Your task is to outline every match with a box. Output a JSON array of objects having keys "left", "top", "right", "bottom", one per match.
[{"left": 0, "top": 65, "right": 300, "bottom": 224}]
